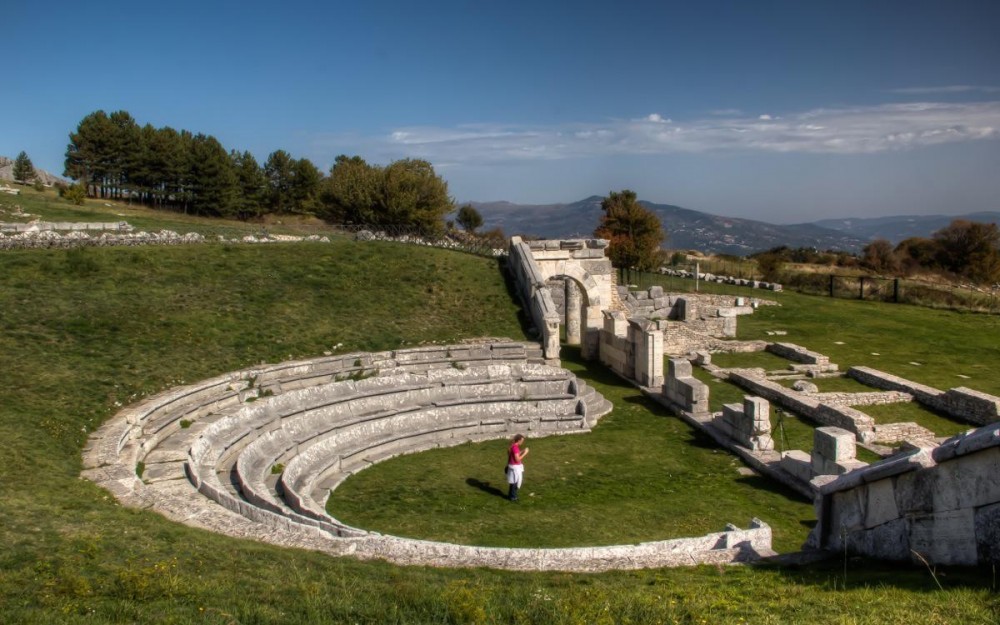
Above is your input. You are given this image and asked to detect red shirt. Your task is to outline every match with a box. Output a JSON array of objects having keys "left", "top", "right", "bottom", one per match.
[{"left": 508, "top": 443, "right": 523, "bottom": 465}]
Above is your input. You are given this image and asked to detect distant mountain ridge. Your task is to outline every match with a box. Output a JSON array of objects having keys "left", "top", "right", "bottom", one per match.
[
  {"left": 469, "top": 196, "right": 868, "bottom": 255},
  {"left": 468, "top": 197, "right": 1000, "bottom": 255},
  {"left": 812, "top": 212, "right": 1000, "bottom": 244}
]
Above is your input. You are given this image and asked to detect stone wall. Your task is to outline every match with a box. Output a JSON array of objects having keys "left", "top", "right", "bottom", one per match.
[
  {"left": 657, "top": 267, "right": 782, "bottom": 292},
  {"left": 663, "top": 359, "right": 710, "bottom": 415},
  {"left": 0, "top": 220, "right": 130, "bottom": 232},
  {"left": 810, "top": 423, "right": 1000, "bottom": 565},
  {"left": 849, "top": 366, "right": 1000, "bottom": 426},
  {"left": 508, "top": 237, "right": 561, "bottom": 360},
  {"left": 599, "top": 312, "right": 665, "bottom": 388},
  {"left": 726, "top": 372, "right": 878, "bottom": 442},
  {"left": 713, "top": 397, "right": 774, "bottom": 451}
]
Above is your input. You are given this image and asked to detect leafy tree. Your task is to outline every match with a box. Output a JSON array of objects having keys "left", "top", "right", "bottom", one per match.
[
  {"left": 933, "top": 219, "right": 1000, "bottom": 284},
  {"left": 379, "top": 158, "right": 454, "bottom": 235},
  {"left": 456, "top": 204, "right": 484, "bottom": 232},
  {"left": 754, "top": 252, "right": 785, "bottom": 282},
  {"left": 290, "top": 158, "right": 322, "bottom": 214},
  {"left": 12, "top": 151, "right": 35, "bottom": 183},
  {"left": 861, "top": 238, "right": 898, "bottom": 274},
  {"left": 321, "top": 155, "right": 381, "bottom": 223},
  {"left": 264, "top": 150, "right": 295, "bottom": 213},
  {"left": 593, "top": 190, "right": 666, "bottom": 270}
]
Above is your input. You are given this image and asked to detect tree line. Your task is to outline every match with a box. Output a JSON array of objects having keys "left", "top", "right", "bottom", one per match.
[
  {"left": 748, "top": 219, "right": 1000, "bottom": 287},
  {"left": 63, "top": 110, "right": 455, "bottom": 233},
  {"left": 861, "top": 220, "right": 1000, "bottom": 285}
]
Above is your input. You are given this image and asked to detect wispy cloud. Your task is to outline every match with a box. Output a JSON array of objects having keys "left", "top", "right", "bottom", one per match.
[
  {"left": 887, "top": 85, "right": 1000, "bottom": 95},
  {"left": 318, "top": 101, "right": 1000, "bottom": 165}
]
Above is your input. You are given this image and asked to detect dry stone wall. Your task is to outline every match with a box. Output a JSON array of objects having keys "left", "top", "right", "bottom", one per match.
[{"left": 849, "top": 366, "right": 1000, "bottom": 426}]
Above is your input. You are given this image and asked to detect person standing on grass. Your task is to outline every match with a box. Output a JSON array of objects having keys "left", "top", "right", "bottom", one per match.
[{"left": 506, "top": 434, "right": 529, "bottom": 501}]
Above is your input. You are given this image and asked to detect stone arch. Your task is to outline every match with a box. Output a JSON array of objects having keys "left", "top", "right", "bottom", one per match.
[{"left": 537, "top": 264, "right": 609, "bottom": 360}]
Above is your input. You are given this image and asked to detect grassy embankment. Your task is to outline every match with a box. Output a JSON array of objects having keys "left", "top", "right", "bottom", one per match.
[{"left": 0, "top": 192, "right": 996, "bottom": 623}]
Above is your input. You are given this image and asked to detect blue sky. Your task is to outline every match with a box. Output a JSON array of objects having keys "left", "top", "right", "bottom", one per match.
[{"left": 4, "top": 0, "right": 999, "bottom": 223}]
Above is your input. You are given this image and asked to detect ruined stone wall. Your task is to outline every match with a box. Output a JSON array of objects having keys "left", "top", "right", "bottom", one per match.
[
  {"left": 508, "top": 237, "right": 561, "bottom": 360},
  {"left": 849, "top": 366, "right": 1000, "bottom": 426},
  {"left": 726, "top": 372, "right": 877, "bottom": 442},
  {"left": 811, "top": 423, "right": 1000, "bottom": 565},
  {"left": 599, "top": 312, "right": 665, "bottom": 388}
]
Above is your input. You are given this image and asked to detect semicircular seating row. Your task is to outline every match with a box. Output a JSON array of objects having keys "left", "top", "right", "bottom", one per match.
[{"left": 121, "top": 341, "right": 612, "bottom": 538}]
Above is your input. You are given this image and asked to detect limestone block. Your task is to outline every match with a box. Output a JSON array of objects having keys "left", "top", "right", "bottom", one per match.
[
  {"left": 779, "top": 450, "right": 812, "bottom": 483},
  {"left": 668, "top": 358, "right": 693, "bottom": 379},
  {"left": 834, "top": 459, "right": 868, "bottom": 475},
  {"left": 648, "top": 285, "right": 664, "bottom": 298},
  {"left": 931, "top": 446, "right": 1000, "bottom": 512},
  {"left": 744, "top": 396, "right": 770, "bottom": 424},
  {"left": 863, "top": 479, "right": 899, "bottom": 528},
  {"left": 813, "top": 426, "right": 856, "bottom": 468},
  {"left": 692, "top": 351, "right": 711, "bottom": 366},
  {"left": 847, "top": 517, "right": 910, "bottom": 561},
  {"left": 893, "top": 468, "right": 935, "bottom": 515},
  {"left": 792, "top": 380, "right": 819, "bottom": 393},
  {"left": 974, "top": 501, "right": 1000, "bottom": 563},
  {"left": 910, "top": 508, "right": 978, "bottom": 566},
  {"left": 830, "top": 487, "right": 865, "bottom": 533}
]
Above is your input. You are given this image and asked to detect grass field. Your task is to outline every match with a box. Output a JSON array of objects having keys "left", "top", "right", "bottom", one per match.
[
  {"left": 0, "top": 194, "right": 998, "bottom": 622},
  {"left": 331, "top": 346, "right": 814, "bottom": 553}
]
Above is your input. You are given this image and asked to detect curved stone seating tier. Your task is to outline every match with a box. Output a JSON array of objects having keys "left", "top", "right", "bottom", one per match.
[{"left": 83, "top": 341, "right": 775, "bottom": 571}]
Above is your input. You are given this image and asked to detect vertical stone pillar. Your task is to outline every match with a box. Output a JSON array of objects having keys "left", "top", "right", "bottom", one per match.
[{"left": 566, "top": 280, "right": 582, "bottom": 345}]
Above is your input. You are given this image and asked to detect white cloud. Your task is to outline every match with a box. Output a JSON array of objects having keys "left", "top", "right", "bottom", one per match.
[
  {"left": 316, "top": 100, "right": 1000, "bottom": 165},
  {"left": 888, "top": 85, "right": 1000, "bottom": 95}
]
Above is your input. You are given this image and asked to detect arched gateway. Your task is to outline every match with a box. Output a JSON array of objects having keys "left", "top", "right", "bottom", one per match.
[{"left": 507, "top": 237, "right": 615, "bottom": 360}]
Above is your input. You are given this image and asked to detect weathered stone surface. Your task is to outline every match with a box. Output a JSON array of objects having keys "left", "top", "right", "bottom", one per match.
[
  {"left": 975, "top": 502, "right": 1000, "bottom": 563},
  {"left": 910, "top": 508, "right": 978, "bottom": 565}
]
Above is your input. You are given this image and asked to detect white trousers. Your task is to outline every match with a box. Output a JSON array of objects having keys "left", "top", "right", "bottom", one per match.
[{"left": 506, "top": 464, "right": 523, "bottom": 487}]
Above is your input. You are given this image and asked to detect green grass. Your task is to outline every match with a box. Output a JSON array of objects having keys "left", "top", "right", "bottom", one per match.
[
  {"left": 0, "top": 197, "right": 997, "bottom": 622},
  {"left": 770, "top": 375, "right": 877, "bottom": 393},
  {"left": 861, "top": 402, "right": 975, "bottom": 439},
  {"left": 1, "top": 186, "right": 344, "bottom": 239},
  {"left": 709, "top": 349, "right": 794, "bottom": 371},
  {"left": 733, "top": 289, "right": 1000, "bottom": 396},
  {"left": 332, "top": 347, "right": 814, "bottom": 553}
]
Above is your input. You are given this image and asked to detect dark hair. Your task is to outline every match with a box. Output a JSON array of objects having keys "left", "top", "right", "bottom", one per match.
[{"left": 512, "top": 434, "right": 525, "bottom": 443}]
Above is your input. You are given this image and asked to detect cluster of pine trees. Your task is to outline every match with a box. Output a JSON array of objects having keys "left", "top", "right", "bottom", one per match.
[{"left": 64, "top": 110, "right": 455, "bottom": 232}]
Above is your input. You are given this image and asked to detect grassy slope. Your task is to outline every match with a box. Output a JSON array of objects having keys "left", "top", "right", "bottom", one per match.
[{"left": 0, "top": 200, "right": 995, "bottom": 622}]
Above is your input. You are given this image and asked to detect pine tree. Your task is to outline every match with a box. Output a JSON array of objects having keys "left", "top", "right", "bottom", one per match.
[
  {"left": 231, "top": 150, "right": 268, "bottom": 220},
  {"left": 12, "top": 151, "right": 35, "bottom": 184},
  {"left": 188, "top": 134, "right": 237, "bottom": 217},
  {"left": 264, "top": 150, "right": 295, "bottom": 213}
]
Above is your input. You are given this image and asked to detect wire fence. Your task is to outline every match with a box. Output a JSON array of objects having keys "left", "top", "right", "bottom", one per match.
[{"left": 621, "top": 265, "right": 1000, "bottom": 314}]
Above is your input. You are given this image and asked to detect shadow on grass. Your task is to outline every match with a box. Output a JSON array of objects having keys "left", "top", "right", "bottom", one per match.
[
  {"left": 466, "top": 478, "right": 508, "bottom": 500},
  {"left": 734, "top": 474, "right": 812, "bottom": 503},
  {"left": 498, "top": 258, "right": 537, "bottom": 341}
]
